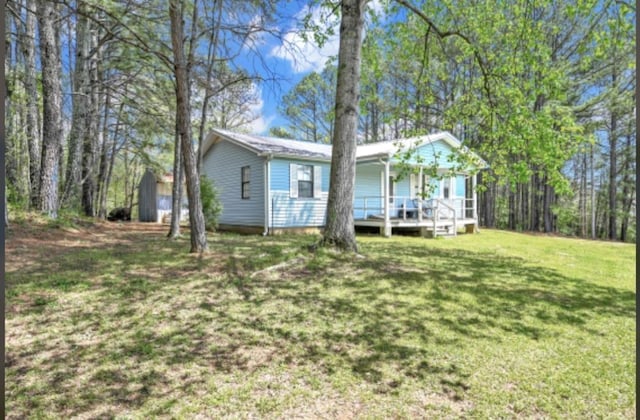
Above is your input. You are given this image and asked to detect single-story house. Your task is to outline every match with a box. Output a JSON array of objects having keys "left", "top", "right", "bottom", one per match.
[
  {"left": 202, "top": 128, "right": 486, "bottom": 237},
  {"left": 138, "top": 169, "right": 189, "bottom": 223}
]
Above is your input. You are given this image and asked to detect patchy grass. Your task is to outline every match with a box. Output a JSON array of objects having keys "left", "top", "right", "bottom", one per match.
[{"left": 5, "top": 220, "right": 635, "bottom": 419}]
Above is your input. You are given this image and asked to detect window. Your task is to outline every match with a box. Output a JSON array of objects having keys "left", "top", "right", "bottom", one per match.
[
  {"left": 442, "top": 177, "right": 453, "bottom": 199},
  {"left": 290, "top": 163, "right": 321, "bottom": 198},
  {"left": 411, "top": 173, "right": 430, "bottom": 199},
  {"left": 297, "top": 165, "right": 314, "bottom": 198},
  {"left": 241, "top": 166, "right": 250, "bottom": 199}
]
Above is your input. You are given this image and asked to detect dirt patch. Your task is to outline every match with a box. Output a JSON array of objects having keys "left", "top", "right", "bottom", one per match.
[{"left": 6, "top": 221, "right": 170, "bottom": 271}]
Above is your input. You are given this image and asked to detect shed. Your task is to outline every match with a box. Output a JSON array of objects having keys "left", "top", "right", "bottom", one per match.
[{"left": 138, "top": 169, "right": 188, "bottom": 223}]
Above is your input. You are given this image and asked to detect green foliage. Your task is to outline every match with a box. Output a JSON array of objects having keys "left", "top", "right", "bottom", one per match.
[
  {"left": 200, "top": 176, "right": 222, "bottom": 231},
  {"left": 268, "top": 126, "right": 295, "bottom": 139},
  {"left": 280, "top": 64, "right": 336, "bottom": 143}
]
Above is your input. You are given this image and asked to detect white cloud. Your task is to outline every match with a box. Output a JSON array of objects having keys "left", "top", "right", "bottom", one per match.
[
  {"left": 269, "top": 5, "right": 340, "bottom": 73},
  {"left": 247, "top": 113, "right": 276, "bottom": 135},
  {"left": 269, "top": 1, "right": 388, "bottom": 73},
  {"left": 237, "top": 84, "right": 275, "bottom": 135}
]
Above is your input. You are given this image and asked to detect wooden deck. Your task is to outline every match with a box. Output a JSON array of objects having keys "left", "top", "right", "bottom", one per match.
[{"left": 354, "top": 216, "right": 477, "bottom": 237}]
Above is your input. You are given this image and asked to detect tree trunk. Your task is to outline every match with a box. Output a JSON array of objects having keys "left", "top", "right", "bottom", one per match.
[
  {"left": 169, "top": 0, "right": 208, "bottom": 253},
  {"left": 36, "top": 0, "right": 63, "bottom": 218},
  {"left": 196, "top": 0, "right": 222, "bottom": 176},
  {"left": 543, "top": 175, "right": 554, "bottom": 233},
  {"left": 321, "top": 0, "right": 367, "bottom": 252},
  {"left": 508, "top": 188, "right": 515, "bottom": 230},
  {"left": 608, "top": 112, "right": 617, "bottom": 240},
  {"left": 530, "top": 171, "right": 542, "bottom": 231},
  {"left": 96, "top": 92, "right": 111, "bottom": 219},
  {"left": 590, "top": 144, "right": 596, "bottom": 239},
  {"left": 21, "top": 0, "right": 41, "bottom": 208},
  {"left": 81, "top": 25, "right": 100, "bottom": 217},
  {"left": 619, "top": 135, "right": 633, "bottom": 242},
  {"left": 61, "top": 5, "right": 90, "bottom": 208},
  {"left": 168, "top": 116, "right": 183, "bottom": 238}
]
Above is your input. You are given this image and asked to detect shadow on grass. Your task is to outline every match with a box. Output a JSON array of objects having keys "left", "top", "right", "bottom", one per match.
[{"left": 5, "top": 231, "right": 636, "bottom": 417}]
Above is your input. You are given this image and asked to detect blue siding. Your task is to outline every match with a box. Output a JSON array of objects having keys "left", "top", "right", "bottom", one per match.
[
  {"left": 203, "top": 141, "right": 265, "bottom": 226},
  {"left": 394, "top": 174, "right": 411, "bottom": 201},
  {"left": 456, "top": 175, "right": 466, "bottom": 197},
  {"left": 392, "top": 139, "right": 457, "bottom": 169},
  {"left": 270, "top": 158, "right": 330, "bottom": 228},
  {"left": 354, "top": 163, "right": 384, "bottom": 219}
]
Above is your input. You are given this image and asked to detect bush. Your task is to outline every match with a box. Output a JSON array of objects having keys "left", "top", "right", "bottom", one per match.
[{"left": 200, "top": 176, "right": 222, "bottom": 231}]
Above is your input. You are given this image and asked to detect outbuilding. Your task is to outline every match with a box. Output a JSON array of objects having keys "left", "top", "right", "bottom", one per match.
[{"left": 138, "top": 169, "right": 188, "bottom": 223}]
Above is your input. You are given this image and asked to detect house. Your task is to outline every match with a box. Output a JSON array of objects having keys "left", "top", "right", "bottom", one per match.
[
  {"left": 201, "top": 128, "right": 486, "bottom": 237},
  {"left": 138, "top": 169, "right": 189, "bottom": 223}
]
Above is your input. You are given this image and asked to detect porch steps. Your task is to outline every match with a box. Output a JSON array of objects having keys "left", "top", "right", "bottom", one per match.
[{"left": 422, "top": 224, "right": 457, "bottom": 238}]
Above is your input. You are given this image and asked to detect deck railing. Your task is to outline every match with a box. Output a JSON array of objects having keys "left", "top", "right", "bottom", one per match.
[{"left": 353, "top": 196, "right": 473, "bottom": 221}]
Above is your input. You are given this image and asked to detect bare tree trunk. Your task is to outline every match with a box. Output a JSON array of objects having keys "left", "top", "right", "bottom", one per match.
[
  {"left": 81, "top": 24, "right": 100, "bottom": 217},
  {"left": 508, "top": 188, "right": 515, "bottom": 230},
  {"left": 169, "top": 0, "right": 208, "bottom": 253},
  {"left": 96, "top": 92, "right": 111, "bottom": 219},
  {"left": 530, "top": 171, "right": 542, "bottom": 231},
  {"left": 579, "top": 151, "right": 587, "bottom": 237},
  {"left": 196, "top": 0, "right": 222, "bottom": 175},
  {"left": 168, "top": 116, "right": 182, "bottom": 238},
  {"left": 590, "top": 144, "right": 596, "bottom": 239},
  {"left": 61, "top": 2, "right": 91, "bottom": 209},
  {"left": 619, "top": 135, "right": 633, "bottom": 242},
  {"left": 321, "top": 0, "right": 366, "bottom": 252},
  {"left": 543, "top": 176, "right": 554, "bottom": 233},
  {"left": 608, "top": 108, "right": 618, "bottom": 240},
  {"left": 36, "top": 0, "right": 63, "bottom": 218},
  {"left": 21, "top": 0, "right": 41, "bottom": 208}
]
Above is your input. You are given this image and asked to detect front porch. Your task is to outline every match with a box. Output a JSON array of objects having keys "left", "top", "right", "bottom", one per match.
[{"left": 353, "top": 196, "right": 478, "bottom": 237}]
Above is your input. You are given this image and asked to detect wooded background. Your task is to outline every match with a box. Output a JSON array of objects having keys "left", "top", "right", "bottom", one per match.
[{"left": 4, "top": 0, "right": 636, "bottom": 242}]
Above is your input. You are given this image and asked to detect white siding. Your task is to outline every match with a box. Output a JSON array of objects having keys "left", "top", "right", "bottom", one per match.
[{"left": 202, "top": 141, "right": 265, "bottom": 227}]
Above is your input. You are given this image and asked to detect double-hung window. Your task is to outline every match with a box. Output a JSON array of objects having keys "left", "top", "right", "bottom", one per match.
[
  {"left": 241, "top": 166, "right": 250, "bottom": 199},
  {"left": 290, "top": 163, "right": 322, "bottom": 198},
  {"left": 297, "top": 165, "right": 314, "bottom": 198}
]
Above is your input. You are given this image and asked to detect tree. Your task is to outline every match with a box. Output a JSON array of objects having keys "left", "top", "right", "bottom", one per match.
[
  {"left": 21, "top": 0, "right": 41, "bottom": 208},
  {"left": 169, "top": 0, "right": 208, "bottom": 253},
  {"left": 61, "top": 1, "right": 91, "bottom": 209},
  {"left": 280, "top": 65, "right": 336, "bottom": 143},
  {"left": 36, "top": 0, "right": 63, "bottom": 218},
  {"left": 321, "top": 0, "right": 367, "bottom": 252}
]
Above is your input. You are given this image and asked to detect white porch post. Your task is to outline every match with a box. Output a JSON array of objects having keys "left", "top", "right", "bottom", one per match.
[
  {"left": 383, "top": 160, "right": 391, "bottom": 237},
  {"left": 417, "top": 166, "right": 423, "bottom": 223},
  {"left": 472, "top": 173, "right": 478, "bottom": 223}
]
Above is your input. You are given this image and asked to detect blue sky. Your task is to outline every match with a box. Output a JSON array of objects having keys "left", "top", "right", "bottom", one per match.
[{"left": 237, "top": 1, "right": 385, "bottom": 135}]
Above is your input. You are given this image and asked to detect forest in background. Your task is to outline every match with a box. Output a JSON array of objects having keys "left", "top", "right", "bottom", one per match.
[{"left": 4, "top": 0, "right": 636, "bottom": 242}]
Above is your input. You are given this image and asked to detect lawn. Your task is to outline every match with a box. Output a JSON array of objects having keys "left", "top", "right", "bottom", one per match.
[{"left": 5, "top": 216, "right": 636, "bottom": 418}]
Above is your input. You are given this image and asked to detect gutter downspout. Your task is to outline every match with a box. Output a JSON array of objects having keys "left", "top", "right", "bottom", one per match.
[{"left": 263, "top": 155, "right": 272, "bottom": 236}]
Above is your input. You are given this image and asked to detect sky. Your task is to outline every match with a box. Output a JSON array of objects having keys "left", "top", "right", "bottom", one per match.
[{"left": 238, "top": 1, "right": 386, "bottom": 135}]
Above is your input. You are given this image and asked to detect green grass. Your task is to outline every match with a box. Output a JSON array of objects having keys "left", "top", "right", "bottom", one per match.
[{"left": 6, "top": 223, "right": 635, "bottom": 418}]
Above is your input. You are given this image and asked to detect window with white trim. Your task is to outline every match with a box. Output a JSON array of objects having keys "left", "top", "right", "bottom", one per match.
[
  {"left": 290, "top": 163, "right": 322, "bottom": 198},
  {"left": 297, "top": 165, "right": 313, "bottom": 198},
  {"left": 241, "top": 166, "right": 250, "bottom": 199}
]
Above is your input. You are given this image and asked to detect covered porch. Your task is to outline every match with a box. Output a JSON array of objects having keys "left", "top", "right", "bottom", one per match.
[{"left": 353, "top": 159, "right": 479, "bottom": 237}]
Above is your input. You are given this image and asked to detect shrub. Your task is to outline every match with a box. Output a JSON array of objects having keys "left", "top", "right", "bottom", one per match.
[{"left": 200, "top": 176, "right": 222, "bottom": 231}]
